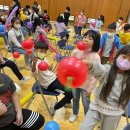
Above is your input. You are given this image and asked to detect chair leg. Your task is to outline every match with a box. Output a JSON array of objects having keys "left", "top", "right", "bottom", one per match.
[
  {"left": 38, "top": 84, "right": 52, "bottom": 118},
  {"left": 26, "top": 92, "right": 36, "bottom": 109},
  {"left": 56, "top": 96, "right": 58, "bottom": 102}
]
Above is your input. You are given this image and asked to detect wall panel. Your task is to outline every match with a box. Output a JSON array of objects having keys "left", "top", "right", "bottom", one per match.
[{"left": 0, "top": 0, "right": 130, "bottom": 28}]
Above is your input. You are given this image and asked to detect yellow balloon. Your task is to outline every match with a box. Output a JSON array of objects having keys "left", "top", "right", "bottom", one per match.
[
  {"left": 20, "top": 10, "right": 23, "bottom": 15},
  {"left": 20, "top": 14, "right": 27, "bottom": 21},
  {"left": 119, "top": 30, "right": 130, "bottom": 45}
]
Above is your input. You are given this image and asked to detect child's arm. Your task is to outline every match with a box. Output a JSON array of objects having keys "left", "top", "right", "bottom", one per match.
[
  {"left": 83, "top": 60, "right": 110, "bottom": 81},
  {"left": 115, "top": 37, "right": 123, "bottom": 49},
  {"left": 32, "top": 56, "right": 38, "bottom": 72},
  {"left": 0, "top": 101, "right": 7, "bottom": 116},
  {"left": 12, "top": 93, "right": 23, "bottom": 126},
  {"left": 100, "top": 34, "right": 106, "bottom": 48}
]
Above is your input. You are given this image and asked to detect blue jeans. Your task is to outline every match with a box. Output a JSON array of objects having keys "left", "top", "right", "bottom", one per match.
[
  {"left": 72, "top": 88, "right": 90, "bottom": 115},
  {"left": 14, "top": 48, "right": 29, "bottom": 65}
]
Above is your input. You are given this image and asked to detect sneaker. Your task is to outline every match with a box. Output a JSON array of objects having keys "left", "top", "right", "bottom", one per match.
[
  {"left": 69, "top": 114, "right": 77, "bottom": 123},
  {"left": 19, "top": 77, "right": 30, "bottom": 84},
  {"left": 64, "top": 103, "right": 72, "bottom": 108},
  {"left": 50, "top": 104, "right": 56, "bottom": 116}
]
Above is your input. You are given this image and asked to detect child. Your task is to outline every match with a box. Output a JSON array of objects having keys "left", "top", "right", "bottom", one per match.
[
  {"left": 29, "top": 7, "right": 39, "bottom": 23},
  {"left": 116, "top": 17, "right": 125, "bottom": 36},
  {"left": 119, "top": 24, "right": 130, "bottom": 45},
  {"left": 69, "top": 30, "right": 101, "bottom": 122},
  {"left": 80, "top": 45, "right": 130, "bottom": 130},
  {"left": 31, "top": 40, "right": 73, "bottom": 116},
  {"left": 43, "top": 10, "right": 50, "bottom": 25},
  {"left": 54, "top": 15, "right": 69, "bottom": 39},
  {"left": 0, "top": 51, "right": 29, "bottom": 83},
  {"left": 0, "top": 73, "right": 44, "bottom": 130},
  {"left": 75, "top": 10, "right": 86, "bottom": 37},
  {"left": 25, "top": 5, "right": 31, "bottom": 15},
  {"left": 64, "top": 6, "right": 71, "bottom": 27},
  {"left": 99, "top": 22, "right": 122, "bottom": 64},
  {"left": 95, "top": 17, "right": 103, "bottom": 31},
  {"left": 33, "top": 1, "right": 41, "bottom": 14},
  {"left": 33, "top": 17, "right": 46, "bottom": 40},
  {"left": 8, "top": 17, "right": 30, "bottom": 69}
]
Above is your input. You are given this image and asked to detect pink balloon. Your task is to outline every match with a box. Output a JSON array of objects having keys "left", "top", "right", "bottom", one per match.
[{"left": 38, "top": 34, "right": 60, "bottom": 55}]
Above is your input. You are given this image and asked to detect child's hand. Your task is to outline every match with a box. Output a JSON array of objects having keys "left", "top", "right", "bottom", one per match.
[
  {"left": 0, "top": 101, "right": 7, "bottom": 116},
  {"left": 33, "top": 56, "right": 38, "bottom": 63},
  {"left": 83, "top": 60, "right": 93, "bottom": 70},
  {"left": 0, "top": 59, "right": 6, "bottom": 64},
  {"left": 14, "top": 112, "right": 23, "bottom": 126}
]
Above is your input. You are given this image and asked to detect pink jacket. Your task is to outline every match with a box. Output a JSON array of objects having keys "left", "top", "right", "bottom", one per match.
[
  {"left": 72, "top": 49, "right": 101, "bottom": 93},
  {"left": 77, "top": 15, "right": 86, "bottom": 27}
]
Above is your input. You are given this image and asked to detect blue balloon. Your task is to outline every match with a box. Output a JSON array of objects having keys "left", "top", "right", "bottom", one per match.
[
  {"left": 0, "top": 25, "right": 5, "bottom": 32},
  {"left": 44, "top": 121, "right": 60, "bottom": 130}
]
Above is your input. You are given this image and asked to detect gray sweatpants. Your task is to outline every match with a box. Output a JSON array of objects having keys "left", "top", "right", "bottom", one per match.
[{"left": 80, "top": 109, "right": 121, "bottom": 130}]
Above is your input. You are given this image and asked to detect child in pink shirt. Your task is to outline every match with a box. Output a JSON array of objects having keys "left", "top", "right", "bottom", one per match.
[
  {"left": 69, "top": 30, "right": 101, "bottom": 122},
  {"left": 75, "top": 10, "right": 86, "bottom": 37}
]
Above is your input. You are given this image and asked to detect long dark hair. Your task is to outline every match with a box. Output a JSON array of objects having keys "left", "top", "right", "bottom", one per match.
[
  {"left": 33, "top": 17, "right": 42, "bottom": 32},
  {"left": 84, "top": 30, "right": 101, "bottom": 52},
  {"left": 100, "top": 45, "right": 130, "bottom": 108}
]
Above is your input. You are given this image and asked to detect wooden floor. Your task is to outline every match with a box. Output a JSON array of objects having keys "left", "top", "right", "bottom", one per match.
[{"left": 0, "top": 25, "right": 128, "bottom": 130}]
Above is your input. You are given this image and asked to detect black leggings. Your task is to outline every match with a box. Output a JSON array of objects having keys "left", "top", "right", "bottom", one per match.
[
  {"left": 0, "top": 109, "right": 45, "bottom": 130},
  {"left": 47, "top": 79, "right": 73, "bottom": 110},
  {"left": 0, "top": 58, "right": 23, "bottom": 80}
]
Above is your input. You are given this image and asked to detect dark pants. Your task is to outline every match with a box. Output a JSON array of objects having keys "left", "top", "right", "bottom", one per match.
[
  {"left": 47, "top": 79, "right": 73, "bottom": 110},
  {"left": 74, "top": 26, "right": 83, "bottom": 36},
  {"left": 101, "top": 57, "right": 110, "bottom": 64},
  {"left": 0, "top": 109, "right": 45, "bottom": 130},
  {"left": 64, "top": 20, "right": 69, "bottom": 26},
  {"left": 0, "top": 58, "right": 23, "bottom": 80}
]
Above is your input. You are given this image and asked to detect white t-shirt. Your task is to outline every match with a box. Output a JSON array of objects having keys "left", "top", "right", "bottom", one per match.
[{"left": 32, "top": 58, "right": 57, "bottom": 88}]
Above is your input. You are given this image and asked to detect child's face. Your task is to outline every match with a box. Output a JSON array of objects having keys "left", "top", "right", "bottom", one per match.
[
  {"left": 116, "top": 54, "right": 130, "bottom": 71},
  {"left": 83, "top": 35, "right": 94, "bottom": 48},
  {"left": 107, "top": 29, "right": 115, "bottom": 37},
  {"left": 34, "top": 49, "right": 47, "bottom": 59},
  {"left": 120, "top": 54, "right": 130, "bottom": 62},
  {"left": 107, "top": 29, "right": 115, "bottom": 33}
]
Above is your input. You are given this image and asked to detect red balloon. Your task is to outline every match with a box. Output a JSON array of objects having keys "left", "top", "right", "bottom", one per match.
[
  {"left": 26, "top": 49, "right": 32, "bottom": 55},
  {"left": 13, "top": 51, "right": 20, "bottom": 59},
  {"left": 57, "top": 57, "right": 88, "bottom": 88},
  {"left": 77, "top": 41, "right": 88, "bottom": 50},
  {"left": 22, "top": 39, "right": 34, "bottom": 50},
  {"left": 38, "top": 61, "right": 49, "bottom": 71}
]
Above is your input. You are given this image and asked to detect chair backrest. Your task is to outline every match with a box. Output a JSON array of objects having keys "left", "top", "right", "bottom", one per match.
[
  {"left": 123, "top": 124, "right": 130, "bottom": 130},
  {"left": 57, "top": 39, "right": 66, "bottom": 48}
]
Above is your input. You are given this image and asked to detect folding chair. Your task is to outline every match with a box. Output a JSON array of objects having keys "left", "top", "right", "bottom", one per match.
[
  {"left": 25, "top": 80, "right": 60, "bottom": 118},
  {"left": 123, "top": 101, "right": 130, "bottom": 130},
  {"left": 57, "top": 39, "right": 74, "bottom": 56}
]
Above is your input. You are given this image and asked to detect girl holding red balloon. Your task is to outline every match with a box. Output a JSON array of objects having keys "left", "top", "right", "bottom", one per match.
[
  {"left": 81, "top": 45, "right": 130, "bottom": 130},
  {"left": 69, "top": 30, "right": 101, "bottom": 123},
  {"left": 8, "top": 17, "right": 32, "bottom": 69},
  {"left": 31, "top": 40, "right": 73, "bottom": 116}
]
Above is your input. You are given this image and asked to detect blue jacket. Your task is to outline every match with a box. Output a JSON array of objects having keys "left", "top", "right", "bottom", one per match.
[{"left": 99, "top": 33, "right": 122, "bottom": 61}]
